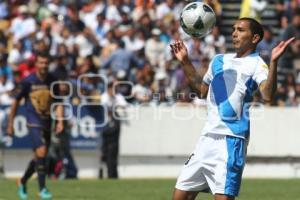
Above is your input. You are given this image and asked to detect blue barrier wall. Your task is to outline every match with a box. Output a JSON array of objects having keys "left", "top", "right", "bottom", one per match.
[{"left": 1, "top": 105, "right": 105, "bottom": 149}]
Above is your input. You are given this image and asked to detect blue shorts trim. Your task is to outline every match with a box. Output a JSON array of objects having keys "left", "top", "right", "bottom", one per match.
[{"left": 225, "top": 135, "right": 246, "bottom": 196}]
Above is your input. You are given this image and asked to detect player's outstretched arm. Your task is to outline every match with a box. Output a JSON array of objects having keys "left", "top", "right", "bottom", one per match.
[
  {"left": 170, "top": 40, "right": 207, "bottom": 98},
  {"left": 260, "top": 37, "right": 295, "bottom": 102}
]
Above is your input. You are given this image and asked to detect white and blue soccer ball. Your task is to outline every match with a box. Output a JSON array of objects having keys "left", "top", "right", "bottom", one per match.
[{"left": 180, "top": 2, "right": 216, "bottom": 38}]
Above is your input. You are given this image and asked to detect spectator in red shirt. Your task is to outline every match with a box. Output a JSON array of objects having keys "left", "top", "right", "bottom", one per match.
[{"left": 18, "top": 53, "right": 36, "bottom": 79}]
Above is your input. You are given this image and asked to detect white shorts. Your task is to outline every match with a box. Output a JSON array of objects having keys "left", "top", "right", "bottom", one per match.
[{"left": 175, "top": 133, "right": 247, "bottom": 197}]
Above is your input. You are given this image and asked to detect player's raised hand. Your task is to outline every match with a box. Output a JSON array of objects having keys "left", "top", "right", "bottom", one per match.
[
  {"left": 271, "top": 37, "right": 295, "bottom": 62},
  {"left": 170, "top": 40, "right": 190, "bottom": 64}
]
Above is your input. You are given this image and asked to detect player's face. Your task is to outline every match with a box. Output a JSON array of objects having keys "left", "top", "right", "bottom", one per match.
[
  {"left": 36, "top": 56, "right": 49, "bottom": 76},
  {"left": 232, "top": 20, "right": 256, "bottom": 55}
]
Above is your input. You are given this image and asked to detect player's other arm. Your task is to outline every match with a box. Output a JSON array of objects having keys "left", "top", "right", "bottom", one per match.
[
  {"left": 7, "top": 80, "right": 30, "bottom": 136},
  {"left": 259, "top": 37, "right": 295, "bottom": 102},
  {"left": 7, "top": 99, "right": 20, "bottom": 136},
  {"left": 55, "top": 104, "right": 64, "bottom": 134},
  {"left": 170, "top": 40, "right": 208, "bottom": 98},
  {"left": 53, "top": 82, "right": 64, "bottom": 134}
]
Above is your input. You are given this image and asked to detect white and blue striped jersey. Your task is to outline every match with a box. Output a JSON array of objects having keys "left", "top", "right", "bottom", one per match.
[{"left": 202, "top": 52, "right": 268, "bottom": 139}]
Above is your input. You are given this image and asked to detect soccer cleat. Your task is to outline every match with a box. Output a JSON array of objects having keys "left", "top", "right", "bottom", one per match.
[
  {"left": 17, "top": 179, "right": 28, "bottom": 200},
  {"left": 39, "top": 188, "right": 52, "bottom": 199}
]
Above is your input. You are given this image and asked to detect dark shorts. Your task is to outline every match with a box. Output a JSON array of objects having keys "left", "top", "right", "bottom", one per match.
[{"left": 28, "top": 127, "right": 51, "bottom": 150}]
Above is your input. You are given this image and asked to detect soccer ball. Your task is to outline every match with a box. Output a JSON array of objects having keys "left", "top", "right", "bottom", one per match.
[{"left": 180, "top": 2, "right": 216, "bottom": 38}]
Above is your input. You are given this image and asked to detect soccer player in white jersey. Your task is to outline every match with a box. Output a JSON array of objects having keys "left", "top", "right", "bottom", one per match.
[{"left": 170, "top": 18, "right": 294, "bottom": 200}]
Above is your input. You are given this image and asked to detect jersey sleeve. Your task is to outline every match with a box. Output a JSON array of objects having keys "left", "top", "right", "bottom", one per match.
[
  {"left": 15, "top": 79, "right": 30, "bottom": 100},
  {"left": 52, "top": 82, "right": 62, "bottom": 103},
  {"left": 48, "top": 75, "right": 62, "bottom": 103},
  {"left": 202, "top": 56, "right": 215, "bottom": 85},
  {"left": 252, "top": 59, "right": 269, "bottom": 86}
]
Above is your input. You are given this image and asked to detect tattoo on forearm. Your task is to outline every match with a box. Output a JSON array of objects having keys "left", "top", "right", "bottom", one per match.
[
  {"left": 194, "top": 74, "right": 202, "bottom": 85},
  {"left": 182, "top": 62, "right": 203, "bottom": 97},
  {"left": 187, "top": 74, "right": 202, "bottom": 96}
]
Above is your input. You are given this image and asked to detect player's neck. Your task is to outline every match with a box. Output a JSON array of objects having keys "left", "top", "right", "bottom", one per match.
[
  {"left": 236, "top": 48, "right": 256, "bottom": 58},
  {"left": 36, "top": 71, "right": 47, "bottom": 81}
]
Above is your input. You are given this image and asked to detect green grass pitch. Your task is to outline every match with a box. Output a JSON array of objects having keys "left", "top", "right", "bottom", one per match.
[{"left": 1, "top": 179, "right": 300, "bottom": 200}]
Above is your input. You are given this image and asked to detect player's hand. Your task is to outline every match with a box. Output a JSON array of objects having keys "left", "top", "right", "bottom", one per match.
[
  {"left": 271, "top": 37, "right": 295, "bottom": 62},
  {"left": 170, "top": 40, "right": 190, "bottom": 64},
  {"left": 55, "top": 121, "right": 64, "bottom": 135},
  {"left": 6, "top": 124, "right": 14, "bottom": 137}
]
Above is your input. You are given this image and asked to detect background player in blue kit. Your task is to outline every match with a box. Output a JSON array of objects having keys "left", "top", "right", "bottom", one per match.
[
  {"left": 170, "top": 18, "right": 294, "bottom": 200},
  {"left": 7, "top": 51, "right": 64, "bottom": 200}
]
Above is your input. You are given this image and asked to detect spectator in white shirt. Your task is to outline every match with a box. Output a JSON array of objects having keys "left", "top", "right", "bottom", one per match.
[
  {"left": 10, "top": 5, "right": 37, "bottom": 43},
  {"left": 145, "top": 28, "right": 167, "bottom": 69}
]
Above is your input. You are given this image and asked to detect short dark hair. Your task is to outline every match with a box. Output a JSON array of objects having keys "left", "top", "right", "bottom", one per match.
[
  {"left": 239, "top": 17, "right": 264, "bottom": 43},
  {"left": 36, "top": 51, "right": 49, "bottom": 60},
  {"left": 263, "top": 25, "right": 272, "bottom": 34},
  {"left": 117, "top": 40, "right": 125, "bottom": 48}
]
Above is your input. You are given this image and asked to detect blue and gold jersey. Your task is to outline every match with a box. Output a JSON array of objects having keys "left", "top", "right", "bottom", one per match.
[{"left": 16, "top": 73, "right": 59, "bottom": 129}]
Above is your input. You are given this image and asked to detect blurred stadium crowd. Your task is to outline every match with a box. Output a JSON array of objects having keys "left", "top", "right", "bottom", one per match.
[{"left": 0, "top": 0, "right": 299, "bottom": 109}]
